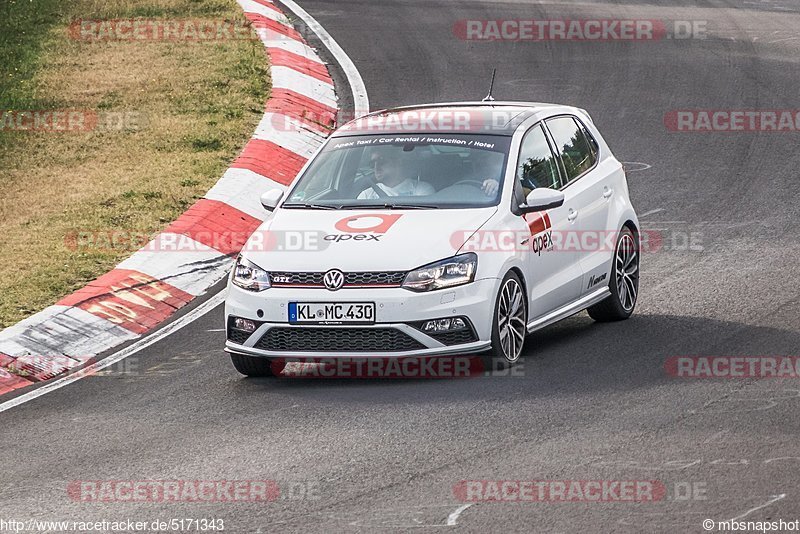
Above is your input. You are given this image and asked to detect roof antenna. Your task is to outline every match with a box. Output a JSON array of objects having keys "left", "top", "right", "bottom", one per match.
[{"left": 482, "top": 69, "right": 497, "bottom": 102}]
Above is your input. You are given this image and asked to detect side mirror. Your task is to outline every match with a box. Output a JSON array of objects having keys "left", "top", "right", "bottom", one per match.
[
  {"left": 260, "top": 189, "right": 284, "bottom": 212},
  {"left": 520, "top": 188, "right": 565, "bottom": 214}
]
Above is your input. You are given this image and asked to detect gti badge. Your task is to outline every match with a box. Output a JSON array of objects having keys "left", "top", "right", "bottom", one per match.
[{"left": 323, "top": 269, "right": 345, "bottom": 291}]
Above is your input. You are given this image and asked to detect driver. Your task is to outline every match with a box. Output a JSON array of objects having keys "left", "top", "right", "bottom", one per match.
[
  {"left": 471, "top": 150, "right": 504, "bottom": 197},
  {"left": 358, "top": 148, "right": 435, "bottom": 199}
]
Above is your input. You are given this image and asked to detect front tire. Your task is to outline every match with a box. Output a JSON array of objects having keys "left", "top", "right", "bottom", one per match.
[
  {"left": 482, "top": 271, "right": 528, "bottom": 372},
  {"left": 230, "top": 353, "right": 285, "bottom": 377},
  {"left": 587, "top": 227, "right": 640, "bottom": 322}
]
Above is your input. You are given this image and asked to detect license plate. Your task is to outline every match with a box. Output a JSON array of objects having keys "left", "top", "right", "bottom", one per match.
[{"left": 288, "top": 302, "right": 376, "bottom": 325}]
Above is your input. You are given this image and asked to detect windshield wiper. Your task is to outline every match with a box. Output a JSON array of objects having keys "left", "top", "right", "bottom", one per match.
[
  {"left": 282, "top": 203, "right": 340, "bottom": 210},
  {"left": 340, "top": 203, "right": 438, "bottom": 210},
  {"left": 389, "top": 204, "right": 439, "bottom": 210}
]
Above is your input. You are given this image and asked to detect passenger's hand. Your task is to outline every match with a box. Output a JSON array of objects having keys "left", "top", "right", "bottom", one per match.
[{"left": 482, "top": 179, "right": 499, "bottom": 196}]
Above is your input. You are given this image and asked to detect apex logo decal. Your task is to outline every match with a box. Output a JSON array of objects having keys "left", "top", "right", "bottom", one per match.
[
  {"left": 335, "top": 214, "right": 402, "bottom": 233},
  {"left": 525, "top": 212, "right": 553, "bottom": 256},
  {"left": 587, "top": 272, "right": 608, "bottom": 289},
  {"left": 326, "top": 214, "right": 403, "bottom": 243}
]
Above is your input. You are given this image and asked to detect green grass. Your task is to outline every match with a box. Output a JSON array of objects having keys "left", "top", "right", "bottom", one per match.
[{"left": 0, "top": 0, "right": 63, "bottom": 112}]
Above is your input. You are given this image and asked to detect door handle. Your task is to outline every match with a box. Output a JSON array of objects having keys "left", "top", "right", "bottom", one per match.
[
  {"left": 567, "top": 209, "right": 578, "bottom": 222},
  {"left": 603, "top": 187, "right": 614, "bottom": 199}
]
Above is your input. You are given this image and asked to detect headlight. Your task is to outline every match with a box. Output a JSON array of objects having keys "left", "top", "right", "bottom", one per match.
[
  {"left": 232, "top": 256, "right": 271, "bottom": 291},
  {"left": 402, "top": 253, "right": 477, "bottom": 292}
]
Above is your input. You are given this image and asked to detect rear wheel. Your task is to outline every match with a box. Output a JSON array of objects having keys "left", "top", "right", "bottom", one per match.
[
  {"left": 482, "top": 271, "right": 528, "bottom": 372},
  {"left": 230, "top": 353, "right": 285, "bottom": 377},
  {"left": 587, "top": 227, "right": 639, "bottom": 322}
]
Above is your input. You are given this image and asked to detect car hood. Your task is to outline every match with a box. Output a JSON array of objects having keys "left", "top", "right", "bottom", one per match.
[{"left": 240, "top": 207, "right": 498, "bottom": 272}]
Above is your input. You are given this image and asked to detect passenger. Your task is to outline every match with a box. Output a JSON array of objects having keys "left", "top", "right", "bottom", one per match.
[{"left": 358, "top": 149, "right": 435, "bottom": 199}]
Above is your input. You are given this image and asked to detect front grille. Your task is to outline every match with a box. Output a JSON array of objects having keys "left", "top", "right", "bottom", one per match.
[
  {"left": 270, "top": 271, "right": 406, "bottom": 288},
  {"left": 427, "top": 329, "right": 479, "bottom": 346},
  {"left": 227, "top": 329, "right": 252, "bottom": 345},
  {"left": 255, "top": 327, "right": 426, "bottom": 352},
  {"left": 345, "top": 272, "right": 406, "bottom": 285}
]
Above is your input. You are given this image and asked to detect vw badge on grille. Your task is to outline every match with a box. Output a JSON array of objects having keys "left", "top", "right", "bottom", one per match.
[{"left": 323, "top": 269, "right": 345, "bottom": 291}]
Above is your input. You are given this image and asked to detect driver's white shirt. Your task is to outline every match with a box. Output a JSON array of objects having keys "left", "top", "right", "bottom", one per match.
[{"left": 357, "top": 178, "right": 435, "bottom": 200}]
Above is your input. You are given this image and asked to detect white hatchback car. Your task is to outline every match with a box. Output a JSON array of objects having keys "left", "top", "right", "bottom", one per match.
[{"left": 224, "top": 102, "right": 640, "bottom": 376}]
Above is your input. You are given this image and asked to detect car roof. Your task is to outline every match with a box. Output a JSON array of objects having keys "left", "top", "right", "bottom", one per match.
[{"left": 332, "top": 101, "right": 585, "bottom": 137}]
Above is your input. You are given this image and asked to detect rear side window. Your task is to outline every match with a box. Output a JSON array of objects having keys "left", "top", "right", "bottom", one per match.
[
  {"left": 545, "top": 116, "right": 597, "bottom": 185},
  {"left": 517, "top": 124, "right": 560, "bottom": 190}
]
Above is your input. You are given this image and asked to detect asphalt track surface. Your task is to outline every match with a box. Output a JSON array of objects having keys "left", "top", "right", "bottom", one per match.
[{"left": 3, "top": 1, "right": 800, "bottom": 532}]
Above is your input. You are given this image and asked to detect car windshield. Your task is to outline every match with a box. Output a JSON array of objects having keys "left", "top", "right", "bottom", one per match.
[{"left": 283, "top": 134, "right": 512, "bottom": 209}]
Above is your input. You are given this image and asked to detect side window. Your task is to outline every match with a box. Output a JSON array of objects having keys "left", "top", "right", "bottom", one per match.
[
  {"left": 517, "top": 124, "right": 560, "bottom": 192},
  {"left": 545, "top": 116, "right": 597, "bottom": 185}
]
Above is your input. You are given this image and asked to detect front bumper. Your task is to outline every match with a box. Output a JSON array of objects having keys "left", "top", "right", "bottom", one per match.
[{"left": 224, "top": 278, "right": 498, "bottom": 358}]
